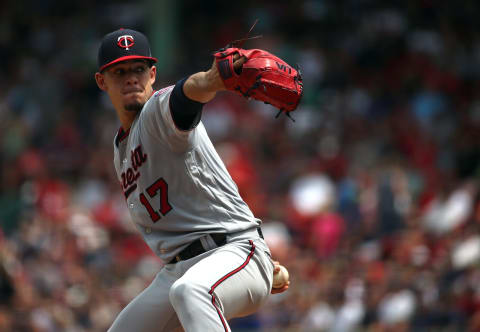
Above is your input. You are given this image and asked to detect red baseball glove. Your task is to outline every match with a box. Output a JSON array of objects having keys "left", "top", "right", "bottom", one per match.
[{"left": 214, "top": 47, "right": 303, "bottom": 117}]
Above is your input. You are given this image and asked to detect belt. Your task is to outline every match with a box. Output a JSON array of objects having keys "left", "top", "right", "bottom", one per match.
[{"left": 169, "top": 228, "right": 264, "bottom": 264}]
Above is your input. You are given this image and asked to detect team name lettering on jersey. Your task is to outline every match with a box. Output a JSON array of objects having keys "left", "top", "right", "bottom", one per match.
[{"left": 121, "top": 145, "right": 147, "bottom": 198}]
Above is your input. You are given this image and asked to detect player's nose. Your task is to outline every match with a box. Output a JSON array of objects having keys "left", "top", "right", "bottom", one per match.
[{"left": 124, "top": 71, "right": 139, "bottom": 85}]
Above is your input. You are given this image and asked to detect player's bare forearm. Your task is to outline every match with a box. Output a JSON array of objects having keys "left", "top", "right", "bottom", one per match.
[
  {"left": 183, "top": 60, "right": 226, "bottom": 103},
  {"left": 183, "top": 55, "right": 246, "bottom": 104}
]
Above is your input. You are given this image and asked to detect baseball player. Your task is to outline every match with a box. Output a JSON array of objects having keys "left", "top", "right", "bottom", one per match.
[{"left": 95, "top": 28, "right": 295, "bottom": 332}]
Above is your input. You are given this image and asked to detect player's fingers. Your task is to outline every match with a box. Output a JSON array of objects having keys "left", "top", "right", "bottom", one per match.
[
  {"left": 271, "top": 281, "right": 290, "bottom": 294},
  {"left": 272, "top": 260, "right": 280, "bottom": 272},
  {"left": 234, "top": 56, "right": 247, "bottom": 66},
  {"left": 233, "top": 53, "right": 247, "bottom": 74}
]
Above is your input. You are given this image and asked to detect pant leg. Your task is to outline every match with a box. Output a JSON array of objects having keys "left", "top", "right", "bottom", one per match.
[
  {"left": 169, "top": 239, "right": 274, "bottom": 332},
  {"left": 108, "top": 265, "right": 182, "bottom": 332}
]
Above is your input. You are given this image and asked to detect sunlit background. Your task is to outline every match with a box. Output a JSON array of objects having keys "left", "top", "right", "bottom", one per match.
[{"left": 2, "top": 0, "right": 480, "bottom": 331}]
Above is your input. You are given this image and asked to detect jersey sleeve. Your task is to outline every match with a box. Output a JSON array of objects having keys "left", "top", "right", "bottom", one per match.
[
  {"left": 140, "top": 86, "right": 199, "bottom": 152},
  {"left": 169, "top": 77, "right": 204, "bottom": 131}
]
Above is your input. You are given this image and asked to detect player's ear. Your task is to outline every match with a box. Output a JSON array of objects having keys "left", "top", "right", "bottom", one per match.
[
  {"left": 150, "top": 66, "right": 156, "bottom": 85},
  {"left": 95, "top": 72, "right": 107, "bottom": 91}
]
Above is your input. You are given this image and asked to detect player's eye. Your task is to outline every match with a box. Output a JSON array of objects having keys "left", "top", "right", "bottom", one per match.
[
  {"left": 134, "top": 66, "right": 146, "bottom": 73},
  {"left": 114, "top": 68, "right": 126, "bottom": 76}
]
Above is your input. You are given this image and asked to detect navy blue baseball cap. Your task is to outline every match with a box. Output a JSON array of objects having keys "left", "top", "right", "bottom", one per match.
[{"left": 98, "top": 28, "right": 157, "bottom": 72}]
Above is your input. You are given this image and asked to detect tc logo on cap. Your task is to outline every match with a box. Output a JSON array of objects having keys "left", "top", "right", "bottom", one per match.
[{"left": 117, "top": 35, "right": 134, "bottom": 50}]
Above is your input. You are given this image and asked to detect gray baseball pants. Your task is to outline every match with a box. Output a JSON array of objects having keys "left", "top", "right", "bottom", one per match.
[{"left": 107, "top": 233, "right": 273, "bottom": 331}]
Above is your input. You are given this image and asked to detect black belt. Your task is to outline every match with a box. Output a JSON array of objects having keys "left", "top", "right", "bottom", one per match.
[{"left": 169, "top": 228, "right": 264, "bottom": 264}]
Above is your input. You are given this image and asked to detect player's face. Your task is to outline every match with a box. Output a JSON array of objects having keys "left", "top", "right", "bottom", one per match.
[{"left": 96, "top": 60, "right": 156, "bottom": 113}]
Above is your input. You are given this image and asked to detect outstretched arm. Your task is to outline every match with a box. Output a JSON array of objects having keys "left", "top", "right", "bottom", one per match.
[
  {"left": 168, "top": 54, "right": 246, "bottom": 131},
  {"left": 183, "top": 55, "right": 246, "bottom": 103}
]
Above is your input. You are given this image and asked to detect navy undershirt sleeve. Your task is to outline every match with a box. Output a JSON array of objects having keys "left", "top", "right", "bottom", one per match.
[{"left": 169, "top": 77, "right": 204, "bottom": 131}]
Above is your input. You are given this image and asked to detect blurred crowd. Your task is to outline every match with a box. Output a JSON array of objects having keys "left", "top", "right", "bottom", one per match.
[{"left": 2, "top": 0, "right": 480, "bottom": 331}]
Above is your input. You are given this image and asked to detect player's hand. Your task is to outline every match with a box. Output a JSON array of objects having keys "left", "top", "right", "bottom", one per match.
[
  {"left": 207, "top": 53, "right": 247, "bottom": 92},
  {"left": 185, "top": 53, "right": 248, "bottom": 103},
  {"left": 271, "top": 260, "right": 290, "bottom": 294},
  {"left": 232, "top": 53, "right": 247, "bottom": 73}
]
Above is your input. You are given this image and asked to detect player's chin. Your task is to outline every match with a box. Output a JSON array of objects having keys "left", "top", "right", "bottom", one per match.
[
  {"left": 122, "top": 93, "right": 145, "bottom": 110},
  {"left": 124, "top": 101, "right": 145, "bottom": 112}
]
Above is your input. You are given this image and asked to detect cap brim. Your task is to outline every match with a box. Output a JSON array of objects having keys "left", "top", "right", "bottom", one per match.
[{"left": 99, "top": 55, "right": 158, "bottom": 72}]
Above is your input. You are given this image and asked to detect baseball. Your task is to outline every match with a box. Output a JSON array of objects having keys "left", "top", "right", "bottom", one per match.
[{"left": 273, "top": 265, "right": 289, "bottom": 288}]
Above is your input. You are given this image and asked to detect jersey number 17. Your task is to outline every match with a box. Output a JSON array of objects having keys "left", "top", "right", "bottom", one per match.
[{"left": 139, "top": 177, "right": 172, "bottom": 222}]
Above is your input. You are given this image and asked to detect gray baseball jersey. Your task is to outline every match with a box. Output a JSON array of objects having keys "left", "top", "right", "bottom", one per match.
[{"left": 113, "top": 86, "right": 261, "bottom": 264}]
